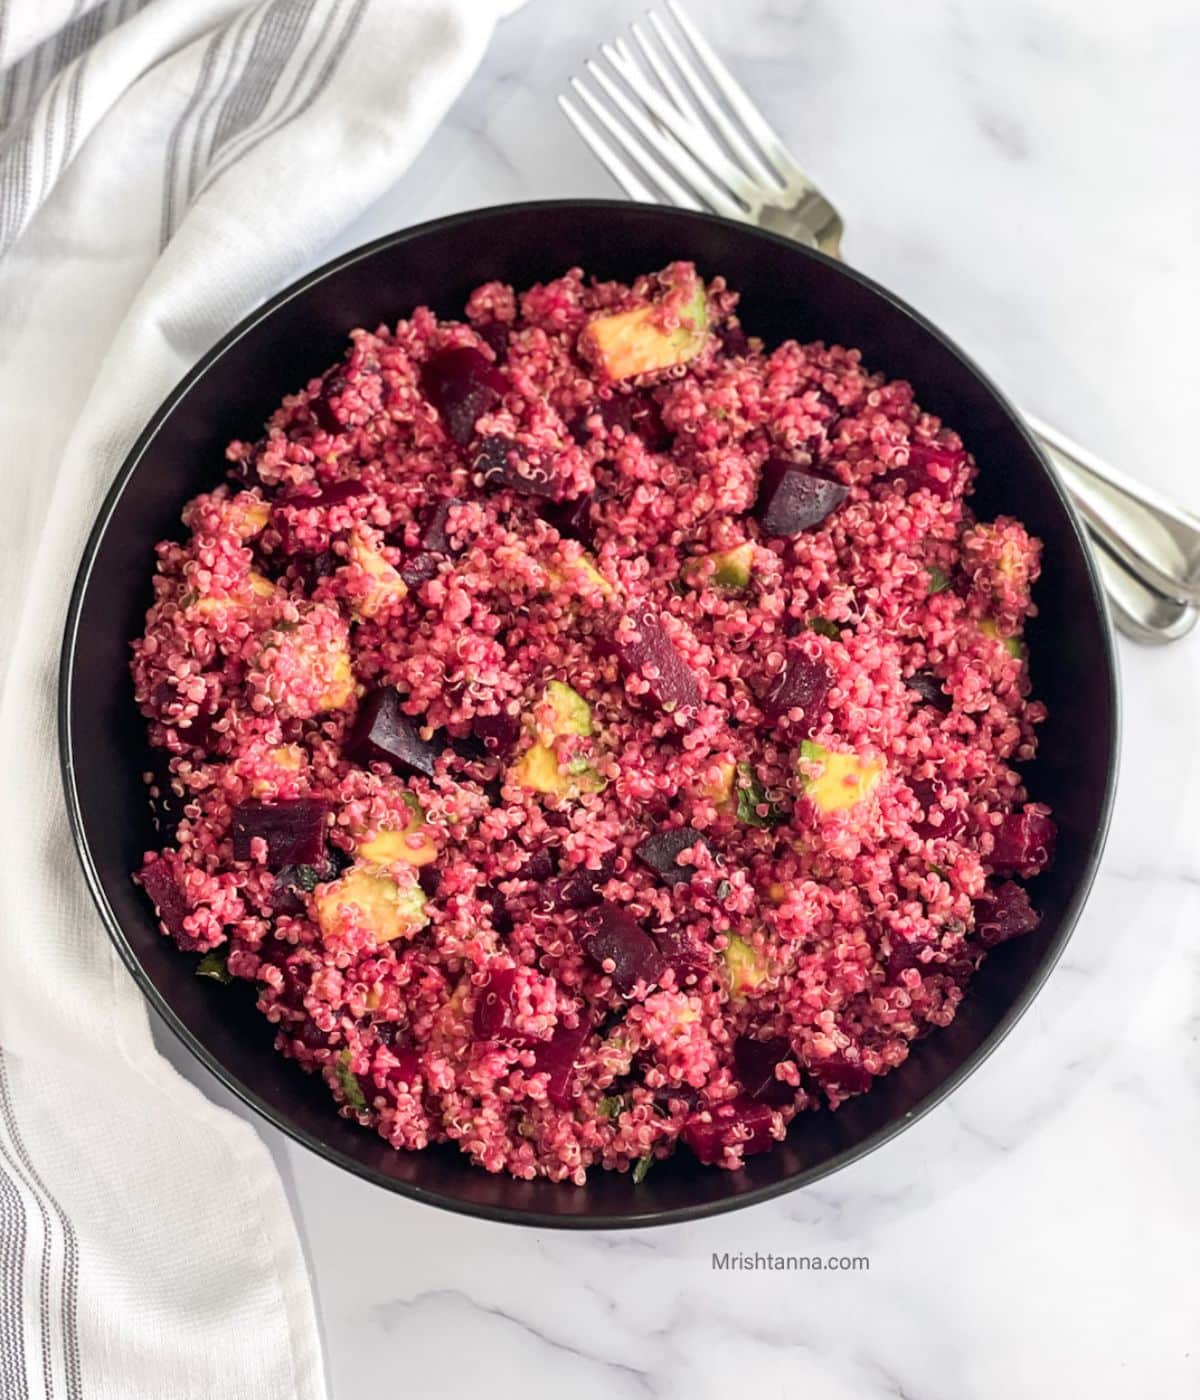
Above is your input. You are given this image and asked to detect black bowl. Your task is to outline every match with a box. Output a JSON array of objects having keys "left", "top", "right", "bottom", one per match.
[{"left": 60, "top": 201, "right": 1118, "bottom": 1227}]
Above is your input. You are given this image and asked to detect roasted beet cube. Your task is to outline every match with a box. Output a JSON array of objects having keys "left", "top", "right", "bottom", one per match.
[
  {"left": 420, "top": 345, "right": 508, "bottom": 446},
  {"left": 473, "top": 434, "right": 559, "bottom": 498},
  {"left": 719, "top": 322, "right": 749, "bottom": 357},
  {"left": 471, "top": 707, "right": 521, "bottom": 755},
  {"left": 974, "top": 881, "right": 1041, "bottom": 946},
  {"left": 310, "top": 373, "right": 348, "bottom": 434},
  {"left": 635, "top": 826, "right": 713, "bottom": 887},
  {"left": 476, "top": 321, "right": 509, "bottom": 359},
  {"left": 531, "top": 1019, "right": 591, "bottom": 1108},
  {"left": 910, "top": 779, "right": 970, "bottom": 842},
  {"left": 989, "top": 811, "right": 1056, "bottom": 875},
  {"left": 543, "top": 491, "right": 599, "bottom": 547},
  {"left": 812, "top": 1054, "right": 873, "bottom": 1098},
  {"left": 293, "top": 550, "right": 337, "bottom": 593},
  {"left": 682, "top": 1096, "right": 776, "bottom": 1164},
  {"left": 906, "top": 669, "right": 952, "bottom": 714},
  {"left": 733, "top": 1035, "right": 795, "bottom": 1105},
  {"left": 760, "top": 644, "right": 832, "bottom": 730},
  {"left": 420, "top": 496, "right": 466, "bottom": 554},
  {"left": 652, "top": 920, "right": 711, "bottom": 981},
  {"left": 344, "top": 688, "right": 440, "bottom": 779},
  {"left": 580, "top": 902, "right": 664, "bottom": 994},
  {"left": 231, "top": 798, "right": 330, "bottom": 869},
  {"left": 398, "top": 551, "right": 442, "bottom": 589},
  {"left": 296, "top": 477, "right": 364, "bottom": 508},
  {"left": 610, "top": 604, "right": 701, "bottom": 715},
  {"left": 473, "top": 966, "right": 536, "bottom": 1043},
  {"left": 533, "top": 854, "right": 616, "bottom": 914},
  {"left": 569, "top": 390, "right": 669, "bottom": 451},
  {"left": 140, "top": 858, "right": 190, "bottom": 938},
  {"left": 385, "top": 1049, "right": 422, "bottom": 1091},
  {"left": 901, "top": 441, "right": 967, "bottom": 499},
  {"left": 753, "top": 456, "right": 848, "bottom": 536}
]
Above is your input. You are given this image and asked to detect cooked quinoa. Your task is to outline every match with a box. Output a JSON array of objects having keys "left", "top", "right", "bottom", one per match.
[{"left": 132, "top": 261, "right": 1055, "bottom": 1183}]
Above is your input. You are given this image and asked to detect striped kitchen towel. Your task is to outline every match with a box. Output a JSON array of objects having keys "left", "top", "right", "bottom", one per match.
[{"left": 0, "top": 1, "right": 520, "bottom": 1397}]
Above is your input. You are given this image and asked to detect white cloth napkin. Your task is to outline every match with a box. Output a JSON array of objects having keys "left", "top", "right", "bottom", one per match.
[{"left": 0, "top": 1, "right": 520, "bottom": 1396}]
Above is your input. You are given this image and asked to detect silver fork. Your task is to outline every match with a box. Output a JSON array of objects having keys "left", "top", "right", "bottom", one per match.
[{"left": 558, "top": 0, "right": 1200, "bottom": 645}]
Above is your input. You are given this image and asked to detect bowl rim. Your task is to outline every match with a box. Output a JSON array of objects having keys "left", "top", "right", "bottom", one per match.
[{"left": 58, "top": 198, "right": 1120, "bottom": 1228}]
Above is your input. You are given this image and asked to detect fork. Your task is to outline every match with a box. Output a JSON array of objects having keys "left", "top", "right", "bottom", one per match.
[{"left": 558, "top": 0, "right": 1200, "bottom": 645}]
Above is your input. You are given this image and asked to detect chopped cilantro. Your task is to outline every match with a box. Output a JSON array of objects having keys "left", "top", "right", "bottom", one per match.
[
  {"left": 807, "top": 617, "right": 841, "bottom": 639},
  {"left": 597, "top": 1095, "right": 627, "bottom": 1120},
  {"left": 335, "top": 1051, "right": 368, "bottom": 1112},
  {"left": 195, "top": 951, "right": 232, "bottom": 984},
  {"left": 632, "top": 1153, "right": 654, "bottom": 1184},
  {"left": 715, "top": 879, "right": 731, "bottom": 901},
  {"left": 926, "top": 565, "right": 952, "bottom": 595},
  {"left": 735, "top": 762, "right": 783, "bottom": 829}
]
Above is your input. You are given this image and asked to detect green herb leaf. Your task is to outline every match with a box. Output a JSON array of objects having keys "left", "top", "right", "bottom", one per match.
[
  {"left": 335, "top": 1050, "right": 368, "bottom": 1112},
  {"left": 735, "top": 762, "right": 783, "bottom": 829},
  {"left": 597, "top": 1095, "right": 626, "bottom": 1120},
  {"left": 632, "top": 1153, "right": 654, "bottom": 1185},
  {"left": 715, "top": 879, "right": 731, "bottom": 901},
  {"left": 926, "top": 565, "right": 951, "bottom": 595},
  {"left": 195, "top": 951, "right": 232, "bottom": 984},
  {"left": 806, "top": 617, "right": 841, "bottom": 640},
  {"left": 291, "top": 864, "right": 322, "bottom": 892}
]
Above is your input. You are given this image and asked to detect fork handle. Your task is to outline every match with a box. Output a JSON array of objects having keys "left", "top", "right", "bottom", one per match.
[{"left": 1026, "top": 413, "right": 1200, "bottom": 606}]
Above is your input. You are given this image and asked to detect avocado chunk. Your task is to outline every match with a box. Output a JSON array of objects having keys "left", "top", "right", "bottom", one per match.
[
  {"left": 512, "top": 681, "right": 604, "bottom": 797},
  {"left": 683, "top": 542, "right": 754, "bottom": 591},
  {"left": 314, "top": 867, "right": 428, "bottom": 943},
  {"left": 796, "top": 739, "right": 884, "bottom": 813},
  {"left": 978, "top": 617, "right": 1024, "bottom": 659},
  {"left": 357, "top": 792, "right": 438, "bottom": 867},
  {"left": 723, "top": 934, "right": 768, "bottom": 997},
  {"left": 584, "top": 284, "right": 708, "bottom": 381}
]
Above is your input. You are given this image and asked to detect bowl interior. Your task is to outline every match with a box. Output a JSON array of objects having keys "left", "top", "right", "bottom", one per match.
[{"left": 62, "top": 202, "right": 1116, "bottom": 1226}]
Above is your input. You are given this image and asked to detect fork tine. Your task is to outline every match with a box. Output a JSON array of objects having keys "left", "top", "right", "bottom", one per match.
[
  {"left": 647, "top": 9, "right": 784, "bottom": 192},
  {"left": 629, "top": 20, "right": 704, "bottom": 132},
  {"left": 587, "top": 56, "right": 746, "bottom": 220},
  {"left": 569, "top": 79, "right": 702, "bottom": 211},
  {"left": 604, "top": 42, "right": 756, "bottom": 210},
  {"left": 665, "top": 0, "right": 809, "bottom": 185},
  {"left": 557, "top": 95, "right": 657, "bottom": 204}
]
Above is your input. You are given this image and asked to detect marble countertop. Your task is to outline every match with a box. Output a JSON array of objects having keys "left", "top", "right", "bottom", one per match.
[{"left": 156, "top": 1, "right": 1200, "bottom": 1395}]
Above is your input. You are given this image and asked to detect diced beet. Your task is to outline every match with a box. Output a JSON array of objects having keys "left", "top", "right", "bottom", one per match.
[
  {"left": 398, "top": 551, "right": 442, "bottom": 589},
  {"left": 569, "top": 391, "right": 669, "bottom": 451},
  {"left": 291, "top": 477, "right": 364, "bottom": 508},
  {"left": 611, "top": 603, "right": 701, "bottom": 715},
  {"left": 231, "top": 798, "right": 331, "bottom": 869},
  {"left": 473, "top": 434, "right": 559, "bottom": 498},
  {"left": 733, "top": 1035, "right": 795, "bottom": 1106},
  {"left": 417, "top": 864, "right": 442, "bottom": 900},
  {"left": 419, "top": 345, "right": 509, "bottom": 446},
  {"left": 683, "top": 1096, "right": 776, "bottom": 1164},
  {"left": 516, "top": 848, "right": 556, "bottom": 883},
  {"left": 652, "top": 920, "right": 711, "bottom": 981},
  {"left": 989, "top": 811, "right": 1056, "bottom": 875},
  {"left": 476, "top": 321, "right": 509, "bottom": 359},
  {"left": 543, "top": 491, "right": 598, "bottom": 547},
  {"left": 471, "top": 708, "right": 521, "bottom": 755},
  {"left": 635, "top": 826, "right": 713, "bottom": 887},
  {"left": 886, "top": 938, "right": 924, "bottom": 979},
  {"left": 650, "top": 1082, "right": 702, "bottom": 1115},
  {"left": 760, "top": 645, "right": 832, "bottom": 731},
  {"left": 900, "top": 441, "right": 967, "bottom": 500},
  {"left": 580, "top": 902, "right": 664, "bottom": 994},
  {"left": 310, "top": 373, "right": 348, "bottom": 434},
  {"left": 753, "top": 456, "right": 848, "bottom": 536},
  {"left": 532, "top": 1019, "right": 591, "bottom": 1108},
  {"left": 533, "top": 855, "right": 616, "bottom": 914},
  {"left": 910, "top": 779, "right": 970, "bottom": 842},
  {"left": 473, "top": 966, "right": 534, "bottom": 1044},
  {"left": 974, "top": 881, "right": 1041, "bottom": 946},
  {"left": 906, "top": 669, "right": 952, "bottom": 714},
  {"left": 385, "top": 1049, "right": 422, "bottom": 1091},
  {"left": 485, "top": 884, "right": 513, "bottom": 935},
  {"left": 812, "top": 1054, "right": 873, "bottom": 1097},
  {"left": 719, "top": 323, "right": 749, "bottom": 357},
  {"left": 420, "top": 496, "right": 465, "bottom": 554},
  {"left": 293, "top": 550, "right": 337, "bottom": 593},
  {"left": 140, "top": 858, "right": 190, "bottom": 938},
  {"left": 344, "top": 688, "right": 440, "bottom": 779}
]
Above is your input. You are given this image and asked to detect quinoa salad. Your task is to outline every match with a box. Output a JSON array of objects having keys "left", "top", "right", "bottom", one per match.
[{"left": 133, "top": 260, "right": 1056, "bottom": 1183}]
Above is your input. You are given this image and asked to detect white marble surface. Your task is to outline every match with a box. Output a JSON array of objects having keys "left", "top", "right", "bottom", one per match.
[{"left": 154, "top": 1, "right": 1200, "bottom": 1395}]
